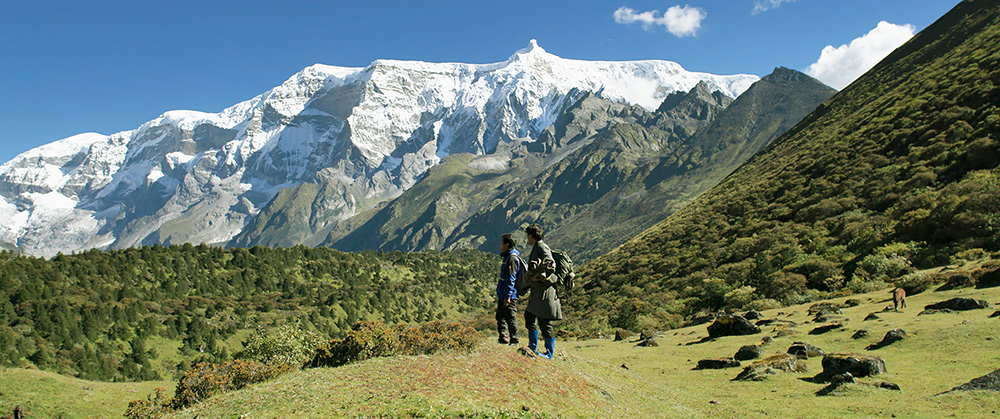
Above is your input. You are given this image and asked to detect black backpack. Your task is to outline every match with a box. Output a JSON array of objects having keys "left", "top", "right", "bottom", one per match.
[{"left": 552, "top": 250, "right": 575, "bottom": 291}]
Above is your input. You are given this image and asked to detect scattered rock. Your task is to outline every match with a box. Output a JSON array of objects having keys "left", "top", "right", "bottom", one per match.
[
  {"left": 990, "top": 311, "right": 1000, "bottom": 318},
  {"left": 813, "top": 314, "right": 844, "bottom": 324},
  {"left": 787, "top": 342, "right": 826, "bottom": 359},
  {"left": 709, "top": 400, "right": 720, "bottom": 405},
  {"left": 735, "top": 344, "right": 765, "bottom": 361},
  {"left": 877, "top": 381, "right": 901, "bottom": 391},
  {"left": 733, "top": 354, "right": 808, "bottom": 381},
  {"left": 775, "top": 328, "right": 799, "bottom": 338},
  {"left": 636, "top": 338, "right": 659, "bottom": 347},
  {"left": 13, "top": 406, "right": 24, "bottom": 419},
  {"left": 639, "top": 330, "right": 660, "bottom": 340},
  {"left": 867, "top": 329, "right": 907, "bottom": 350},
  {"left": 758, "top": 336, "right": 773, "bottom": 346},
  {"left": 517, "top": 347, "right": 538, "bottom": 358},
  {"left": 621, "top": 363, "right": 629, "bottom": 370},
  {"left": 687, "top": 313, "right": 718, "bottom": 327},
  {"left": 924, "top": 298, "right": 991, "bottom": 311},
  {"left": 844, "top": 299, "right": 862, "bottom": 307},
  {"left": 808, "top": 303, "right": 842, "bottom": 316},
  {"left": 919, "top": 308, "right": 954, "bottom": 315},
  {"left": 821, "top": 354, "right": 886, "bottom": 379},
  {"left": 830, "top": 372, "right": 855, "bottom": 385},
  {"left": 743, "top": 310, "right": 763, "bottom": 320},
  {"left": 707, "top": 315, "right": 761, "bottom": 338},
  {"left": 614, "top": 329, "right": 635, "bottom": 341},
  {"left": 864, "top": 313, "right": 881, "bottom": 321},
  {"left": 852, "top": 330, "right": 869, "bottom": 339},
  {"left": 946, "top": 368, "right": 1000, "bottom": 392},
  {"left": 696, "top": 357, "right": 742, "bottom": 370},
  {"left": 809, "top": 323, "right": 844, "bottom": 335}
]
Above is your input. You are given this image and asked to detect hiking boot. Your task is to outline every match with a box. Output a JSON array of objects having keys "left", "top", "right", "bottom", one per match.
[{"left": 540, "top": 337, "right": 556, "bottom": 359}]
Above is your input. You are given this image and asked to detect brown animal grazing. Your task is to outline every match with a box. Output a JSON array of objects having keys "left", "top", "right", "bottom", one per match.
[{"left": 892, "top": 287, "right": 907, "bottom": 311}]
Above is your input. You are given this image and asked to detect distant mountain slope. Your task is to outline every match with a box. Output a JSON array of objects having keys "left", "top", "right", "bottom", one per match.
[
  {"left": 574, "top": 0, "right": 1000, "bottom": 327},
  {"left": 0, "top": 41, "right": 756, "bottom": 257},
  {"left": 325, "top": 67, "right": 833, "bottom": 261}
]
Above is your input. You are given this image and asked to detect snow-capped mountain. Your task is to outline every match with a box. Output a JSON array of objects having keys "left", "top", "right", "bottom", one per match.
[{"left": 0, "top": 40, "right": 758, "bottom": 256}]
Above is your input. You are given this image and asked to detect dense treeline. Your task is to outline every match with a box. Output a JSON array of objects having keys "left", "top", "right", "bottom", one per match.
[
  {"left": 570, "top": 0, "right": 1000, "bottom": 331},
  {"left": 0, "top": 244, "right": 496, "bottom": 381}
]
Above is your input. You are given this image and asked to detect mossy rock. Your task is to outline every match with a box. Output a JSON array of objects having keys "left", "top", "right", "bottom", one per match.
[{"left": 732, "top": 354, "right": 808, "bottom": 381}]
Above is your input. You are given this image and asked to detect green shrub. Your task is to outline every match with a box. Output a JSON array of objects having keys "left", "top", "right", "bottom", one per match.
[
  {"left": 124, "top": 388, "right": 171, "bottom": 419},
  {"left": 172, "top": 360, "right": 295, "bottom": 409},
  {"left": 308, "top": 320, "right": 483, "bottom": 368},
  {"left": 895, "top": 272, "right": 937, "bottom": 295},
  {"left": 234, "top": 324, "right": 324, "bottom": 367}
]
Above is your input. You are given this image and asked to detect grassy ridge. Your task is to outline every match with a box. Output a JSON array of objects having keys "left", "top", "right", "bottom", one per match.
[{"left": 572, "top": 0, "right": 1000, "bottom": 329}]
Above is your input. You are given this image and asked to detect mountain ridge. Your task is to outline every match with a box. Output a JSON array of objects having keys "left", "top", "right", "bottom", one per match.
[{"left": 0, "top": 41, "right": 757, "bottom": 256}]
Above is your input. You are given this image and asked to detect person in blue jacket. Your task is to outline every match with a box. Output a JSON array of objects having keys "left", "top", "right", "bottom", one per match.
[{"left": 496, "top": 233, "right": 522, "bottom": 345}]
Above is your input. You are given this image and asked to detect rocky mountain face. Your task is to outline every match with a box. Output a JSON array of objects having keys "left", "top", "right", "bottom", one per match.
[
  {"left": 0, "top": 41, "right": 757, "bottom": 256},
  {"left": 313, "top": 68, "right": 835, "bottom": 261}
]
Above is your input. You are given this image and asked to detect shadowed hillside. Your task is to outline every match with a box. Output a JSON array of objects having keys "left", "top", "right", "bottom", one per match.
[{"left": 572, "top": 0, "right": 1000, "bottom": 330}]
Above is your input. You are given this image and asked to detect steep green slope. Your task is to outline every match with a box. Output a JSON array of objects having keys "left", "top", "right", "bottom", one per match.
[
  {"left": 573, "top": 0, "right": 1000, "bottom": 328},
  {"left": 0, "top": 246, "right": 496, "bottom": 381}
]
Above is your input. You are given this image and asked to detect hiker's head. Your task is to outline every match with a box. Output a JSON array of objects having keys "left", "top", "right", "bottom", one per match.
[
  {"left": 500, "top": 233, "right": 516, "bottom": 252},
  {"left": 525, "top": 224, "right": 543, "bottom": 244}
]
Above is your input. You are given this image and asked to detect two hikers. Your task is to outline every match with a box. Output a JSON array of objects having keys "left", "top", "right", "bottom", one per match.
[{"left": 495, "top": 224, "right": 563, "bottom": 359}]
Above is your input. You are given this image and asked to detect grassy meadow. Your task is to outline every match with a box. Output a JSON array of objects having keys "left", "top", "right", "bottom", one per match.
[{"left": 58, "top": 278, "right": 991, "bottom": 419}]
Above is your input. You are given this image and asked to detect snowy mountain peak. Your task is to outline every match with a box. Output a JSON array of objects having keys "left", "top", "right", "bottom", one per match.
[
  {"left": 515, "top": 39, "right": 546, "bottom": 55},
  {"left": 0, "top": 42, "right": 760, "bottom": 256}
]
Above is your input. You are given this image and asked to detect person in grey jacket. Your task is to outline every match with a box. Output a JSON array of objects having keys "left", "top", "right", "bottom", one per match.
[{"left": 522, "top": 224, "right": 561, "bottom": 359}]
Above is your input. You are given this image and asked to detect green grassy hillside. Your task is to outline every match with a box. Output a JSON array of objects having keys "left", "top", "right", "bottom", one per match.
[
  {"left": 0, "top": 367, "right": 170, "bottom": 418},
  {"left": 132, "top": 277, "right": 1000, "bottom": 418},
  {"left": 572, "top": 0, "right": 1000, "bottom": 329}
]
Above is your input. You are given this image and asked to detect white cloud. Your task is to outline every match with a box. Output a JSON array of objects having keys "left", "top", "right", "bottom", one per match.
[
  {"left": 752, "top": 0, "right": 797, "bottom": 15},
  {"left": 805, "top": 21, "right": 916, "bottom": 90},
  {"left": 614, "top": 5, "right": 706, "bottom": 37}
]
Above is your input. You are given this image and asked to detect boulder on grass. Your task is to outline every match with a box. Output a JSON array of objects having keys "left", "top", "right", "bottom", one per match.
[
  {"left": 851, "top": 330, "right": 869, "bottom": 340},
  {"left": 864, "top": 313, "right": 880, "bottom": 321},
  {"left": 696, "top": 357, "right": 741, "bottom": 370},
  {"left": 707, "top": 315, "right": 761, "bottom": 338},
  {"left": 614, "top": 329, "right": 635, "bottom": 341},
  {"left": 787, "top": 342, "right": 825, "bottom": 359},
  {"left": 924, "top": 298, "right": 991, "bottom": 311},
  {"left": 735, "top": 345, "right": 765, "bottom": 361},
  {"left": 808, "top": 303, "right": 842, "bottom": 316},
  {"left": 809, "top": 323, "right": 844, "bottom": 335},
  {"left": 947, "top": 368, "right": 1000, "bottom": 392},
  {"left": 821, "top": 354, "right": 886, "bottom": 379},
  {"left": 636, "top": 337, "right": 659, "bottom": 347},
  {"left": 743, "top": 310, "right": 763, "bottom": 320},
  {"left": 732, "top": 354, "right": 808, "bottom": 381},
  {"left": 867, "top": 328, "right": 907, "bottom": 350}
]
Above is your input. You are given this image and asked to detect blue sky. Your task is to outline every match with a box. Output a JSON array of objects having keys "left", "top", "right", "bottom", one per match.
[{"left": 0, "top": 0, "right": 960, "bottom": 164}]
